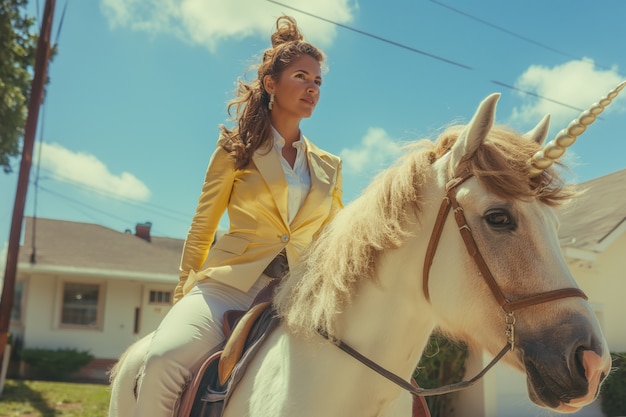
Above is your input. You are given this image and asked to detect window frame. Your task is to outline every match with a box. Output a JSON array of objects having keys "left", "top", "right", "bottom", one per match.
[
  {"left": 148, "top": 289, "right": 173, "bottom": 306},
  {"left": 57, "top": 280, "right": 104, "bottom": 330}
]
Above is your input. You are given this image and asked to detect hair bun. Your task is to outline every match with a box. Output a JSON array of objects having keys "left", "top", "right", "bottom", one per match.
[{"left": 270, "top": 16, "right": 304, "bottom": 47}]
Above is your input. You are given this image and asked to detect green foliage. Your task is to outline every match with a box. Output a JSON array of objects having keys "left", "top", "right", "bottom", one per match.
[
  {"left": 0, "top": 0, "right": 38, "bottom": 173},
  {"left": 414, "top": 333, "right": 468, "bottom": 417},
  {"left": 601, "top": 352, "right": 626, "bottom": 417},
  {"left": 20, "top": 348, "right": 94, "bottom": 381},
  {"left": 0, "top": 379, "right": 110, "bottom": 417}
]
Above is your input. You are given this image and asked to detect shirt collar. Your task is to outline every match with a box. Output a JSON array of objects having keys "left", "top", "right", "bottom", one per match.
[{"left": 271, "top": 126, "right": 306, "bottom": 151}]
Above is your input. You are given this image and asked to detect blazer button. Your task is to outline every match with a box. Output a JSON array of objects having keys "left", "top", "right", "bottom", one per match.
[{"left": 281, "top": 234, "right": 289, "bottom": 243}]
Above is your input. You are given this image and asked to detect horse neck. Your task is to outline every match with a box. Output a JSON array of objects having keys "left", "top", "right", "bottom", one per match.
[
  {"left": 335, "top": 165, "right": 454, "bottom": 375},
  {"left": 336, "top": 221, "right": 439, "bottom": 379}
]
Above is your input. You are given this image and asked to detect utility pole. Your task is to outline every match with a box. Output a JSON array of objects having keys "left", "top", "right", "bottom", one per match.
[{"left": 0, "top": 0, "right": 56, "bottom": 357}]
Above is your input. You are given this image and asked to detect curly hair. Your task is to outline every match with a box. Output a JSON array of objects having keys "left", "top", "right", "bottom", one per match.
[{"left": 219, "top": 16, "right": 325, "bottom": 169}]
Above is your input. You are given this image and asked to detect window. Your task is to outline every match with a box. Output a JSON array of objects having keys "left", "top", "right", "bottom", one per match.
[
  {"left": 10, "top": 281, "right": 24, "bottom": 323},
  {"left": 149, "top": 290, "right": 172, "bottom": 305},
  {"left": 61, "top": 282, "right": 101, "bottom": 327}
]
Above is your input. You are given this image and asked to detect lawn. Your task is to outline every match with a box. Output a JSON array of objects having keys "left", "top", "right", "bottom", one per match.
[{"left": 0, "top": 379, "right": 110, "bottom": 417}]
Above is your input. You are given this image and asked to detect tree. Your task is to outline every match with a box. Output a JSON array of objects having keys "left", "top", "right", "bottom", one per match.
[{"left": 0, "top": 0, "right": 38, "bottom": 173}]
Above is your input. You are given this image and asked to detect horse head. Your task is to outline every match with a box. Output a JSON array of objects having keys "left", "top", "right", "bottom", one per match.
[{"left": 424, "top": 83, "right": 624, "bottom": 412}]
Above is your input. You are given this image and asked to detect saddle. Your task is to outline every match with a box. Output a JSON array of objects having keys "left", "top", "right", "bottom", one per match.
[
  {"left": 177, "top": 280, "right": 279, "bottom": 417},
  {"left": 175, "top": 279, "right": 430, "bottom": 417}
]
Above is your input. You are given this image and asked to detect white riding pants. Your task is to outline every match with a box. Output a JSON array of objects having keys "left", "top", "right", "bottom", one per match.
[{"left": 134, "top": 276, "right": 271, "bottom": 417}]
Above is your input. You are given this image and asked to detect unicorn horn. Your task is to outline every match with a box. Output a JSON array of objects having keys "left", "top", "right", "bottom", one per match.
[{"left": 528, "top": 80, "right": 626, "bottom": 178}]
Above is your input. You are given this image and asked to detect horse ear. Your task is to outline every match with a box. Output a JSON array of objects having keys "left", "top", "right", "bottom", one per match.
[
  {"left": 449, "top": 93, "right": 500, "bottom": 176},
  {"left": 523, "top": 114, "right": 551, "bottom": 145}
]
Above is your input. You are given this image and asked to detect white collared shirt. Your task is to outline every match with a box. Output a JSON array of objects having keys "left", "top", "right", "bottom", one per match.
[{"left": 272, "top": 128, "right": 311, "bottom": 224}]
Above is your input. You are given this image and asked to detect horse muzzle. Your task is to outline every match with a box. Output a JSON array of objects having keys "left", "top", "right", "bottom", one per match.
[{"left": 520, "top": 323, "right": 610, "bottom": 412}]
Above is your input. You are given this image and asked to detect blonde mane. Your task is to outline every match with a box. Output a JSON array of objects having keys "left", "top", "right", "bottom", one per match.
[{"left": 274, "top": 125, "right": 574, "bottom": 338}]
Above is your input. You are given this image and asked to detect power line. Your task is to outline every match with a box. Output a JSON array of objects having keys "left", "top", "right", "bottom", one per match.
[
  {"left": 35, "top": 167, "right": 191, "bottom": 220},
  {"left": 265, "top": 0, "right": 607, "bottom": 113},
  {"left": 53, "top": 0, "right": 69, "bottom": 46},
  {"left": 37, "top": 185, "right": 189, "bottom": 237},
  {"left": 490, "top": 80, "right": 586, "bottom": 113},
  {"left": 430, "top": 1, "right": 577, "bottom": 62},
  {"left": 429, "top": 0, "right": 611, "bottom": 71},
  {"left": 32, "top": 172, "right": 190, "bottom": 223},
  {"left": 26, "top": 0, "right": 191, "bottom": 238},
  {"left": 265, "top": 0, "right": 473, "bottom": 70},
  {"left": 38, "top": 185, "right": 126, "bottom": 226}
]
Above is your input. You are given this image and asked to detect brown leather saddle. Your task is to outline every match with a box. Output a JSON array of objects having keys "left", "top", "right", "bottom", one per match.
[
  {"left": 176, "top": 280, "right": 279, "bottom": 417},
  {"left": 176, "top": 279, "right": 430, "bottom": 417}
]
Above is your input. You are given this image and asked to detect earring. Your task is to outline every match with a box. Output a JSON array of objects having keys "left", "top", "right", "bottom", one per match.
[{"left": 268, "top": 93, "right": 275, "bottom": 111}]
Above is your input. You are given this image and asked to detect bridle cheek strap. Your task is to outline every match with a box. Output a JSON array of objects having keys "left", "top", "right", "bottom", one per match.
[
  {"left": 423, "top": 170, "right": 587, "bottom": 313},
  {"left": 422, "top": 168, "right": 474, "bottom": 302},
  {"left": 422, "top": 195, "right": 453, "bottom": 301}
]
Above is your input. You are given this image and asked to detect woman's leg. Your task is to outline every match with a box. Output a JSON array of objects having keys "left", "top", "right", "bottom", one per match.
[{"left": 134, "top": 277, "right": 269, "bottom": 417}]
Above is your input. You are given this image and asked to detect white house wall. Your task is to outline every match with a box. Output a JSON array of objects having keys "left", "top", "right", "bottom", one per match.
[
  {"left": 572, "top": 234, "right": 626, "bottom": 352},
  {"left": 21, "top": 272, "right": 175, "bottom": 359},
  {"left": 104, "top": 279, "right": 147, "bottom": 357}
]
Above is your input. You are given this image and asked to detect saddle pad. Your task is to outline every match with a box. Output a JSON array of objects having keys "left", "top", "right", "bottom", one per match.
[
  {"left": 177, "top": 308, "right": 280, "bottom": 417},
  {"left": 218, "top": 301, "right": 272, "bottom": 385},
  {"left": 207, "top": 308, "right": 280, "bottom": 414},
  {"left": 177, "top": 350, "right": 224, "bottom": 417}
]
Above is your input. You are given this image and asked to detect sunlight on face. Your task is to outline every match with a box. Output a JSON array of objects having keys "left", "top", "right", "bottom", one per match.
[{"left": 271, "top": 54, "right": 322, "bottom": 120}]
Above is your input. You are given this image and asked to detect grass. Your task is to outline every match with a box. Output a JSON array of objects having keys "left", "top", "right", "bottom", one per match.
[{"left": 0, "top": 379, "right": 110, "bottom": 417}]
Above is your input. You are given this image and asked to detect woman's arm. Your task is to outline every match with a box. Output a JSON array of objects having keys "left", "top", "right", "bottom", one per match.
[{"left": 174, "top": 146, "right": 235, "bottom": 303}]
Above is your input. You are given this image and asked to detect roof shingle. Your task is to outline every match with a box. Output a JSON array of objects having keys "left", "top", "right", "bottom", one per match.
[
  {"left": 19, "top": 217, "right": 184, "bottom": 275},
  {"left": 558, "top": 169, "right": 626, "bottom": 251}
]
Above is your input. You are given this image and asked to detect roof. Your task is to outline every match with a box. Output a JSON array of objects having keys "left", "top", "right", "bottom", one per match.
[
  {"left": 18, "top": 217, "right": 184, "bottom": 280},
  {"left": 558, "top": 169, "right": 626, "bottom": 252}
]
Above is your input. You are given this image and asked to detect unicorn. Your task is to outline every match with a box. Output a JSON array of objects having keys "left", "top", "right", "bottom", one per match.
[{"left": 108, "top": 81, "right": 624, "bottom": 417}]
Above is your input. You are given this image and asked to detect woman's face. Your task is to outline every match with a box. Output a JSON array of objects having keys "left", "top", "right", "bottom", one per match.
[{"left": 267, "top": 54, "right": 322, "bottom": 121}]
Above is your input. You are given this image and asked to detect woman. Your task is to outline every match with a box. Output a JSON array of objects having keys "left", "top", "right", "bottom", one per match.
[{"left": 134, "top": 15, "right": 343, "bottom": 417}]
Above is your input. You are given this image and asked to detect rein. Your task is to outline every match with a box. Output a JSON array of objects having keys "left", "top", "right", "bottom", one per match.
[
  {"left": 319, "top": 165, "right": 587, "bottom": 397},
  {"left": 317, "top": 328, "right": 510, "bottom": 397}
]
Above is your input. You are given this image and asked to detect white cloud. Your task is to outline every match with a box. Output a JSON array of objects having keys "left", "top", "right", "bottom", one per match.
[
  {"left": 340, "top": 127, "right": 403, "bottom": 175},
  {"left": 510, "top": 58, "right": 625, "bottom": 128},
  {"left": 100, "top": 0, "right": 356, "bottom": 51},
  {"left": 37, "top": 142, "right": 151, "bottom": 201}
]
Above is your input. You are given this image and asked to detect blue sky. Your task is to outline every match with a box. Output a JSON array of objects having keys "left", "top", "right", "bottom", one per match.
[{"left": 2, "top": 0, "right": 626, "bottom": 265}]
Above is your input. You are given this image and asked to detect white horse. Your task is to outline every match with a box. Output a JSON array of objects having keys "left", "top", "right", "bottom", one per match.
[{"left": 109, "top": 83, "right": 625, "bottom": 417}]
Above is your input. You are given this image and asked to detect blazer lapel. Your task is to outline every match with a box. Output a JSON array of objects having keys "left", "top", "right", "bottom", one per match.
[
  {"left": 291, "top": 139, "right": 335, "bottom": 229},
  {"left": 252, "top": 147, "right": 290, "bottom": 227}
]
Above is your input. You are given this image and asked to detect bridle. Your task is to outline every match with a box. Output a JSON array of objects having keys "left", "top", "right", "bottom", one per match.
[
  {"left": 423, "top": 165, "right": 587, "bottom": 340},
  {"left": 318, "top": 164, "right": 588, "bottom": 397}
]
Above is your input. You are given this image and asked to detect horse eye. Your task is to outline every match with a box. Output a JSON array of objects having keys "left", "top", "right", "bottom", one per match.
[{"left": 484, "top": 209, "right": 515, "bottom": 230}]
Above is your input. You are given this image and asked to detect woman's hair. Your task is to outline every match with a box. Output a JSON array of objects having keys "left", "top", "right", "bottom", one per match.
[{"left": 219, "top": 15, "right": 325, "bottom": 169}]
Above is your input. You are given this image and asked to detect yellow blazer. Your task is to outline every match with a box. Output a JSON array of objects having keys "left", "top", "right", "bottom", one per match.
[{"left": 174, "top": 136, "right": 343, "bottom": 302}]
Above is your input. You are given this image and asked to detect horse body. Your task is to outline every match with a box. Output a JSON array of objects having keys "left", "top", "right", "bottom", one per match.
[
  {"left": 224, "top": 246, "right": 436, "bottom": 417},
  {"left": 109, "top": 88, "right": 622, "bottom": 416}
]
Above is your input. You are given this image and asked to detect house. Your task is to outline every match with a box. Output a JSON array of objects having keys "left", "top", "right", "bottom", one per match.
[
  {"left": 456, "top": 168, "right": 626, "bottom": 417},
  {"left": 9, "top": 218, "right": 184, "bottom": 381}
]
